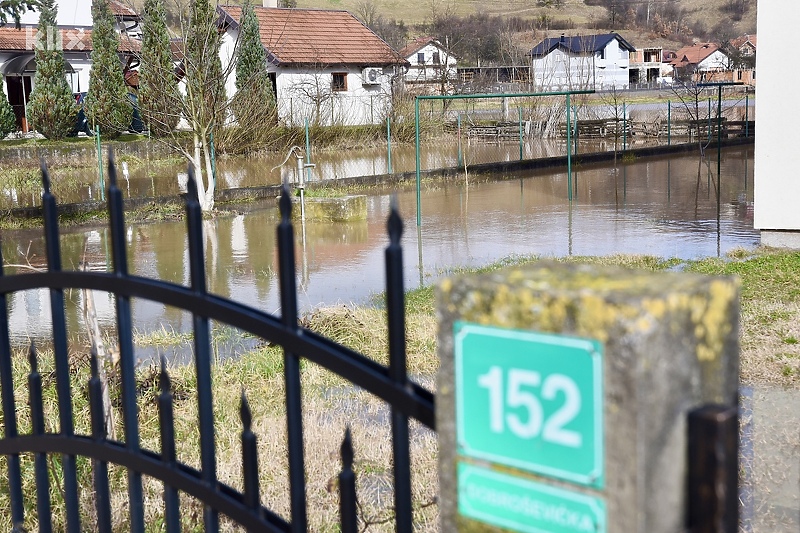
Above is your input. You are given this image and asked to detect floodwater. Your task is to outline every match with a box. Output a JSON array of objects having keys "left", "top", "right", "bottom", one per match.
[
  {"left": 3, "top": 146, "right": 797, "bottom": 531},
  {"left": 2, "top": 145, "right": 755, "bottom": 350},
  {"left": 1, "top": 137, "right": 662, "bottom": 208}
]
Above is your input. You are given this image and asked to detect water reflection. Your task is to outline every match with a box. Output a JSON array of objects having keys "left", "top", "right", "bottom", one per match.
[
  {"left": 2, "top": 147, "right": 755, "bottom": 349},
  {"left": 2, "top": 138, "right": 665, "bottom": 208}
]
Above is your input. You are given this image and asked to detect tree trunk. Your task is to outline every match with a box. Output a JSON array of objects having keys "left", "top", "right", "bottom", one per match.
[{"left": 191, "top": 133, "right": 210, "bottom": 210}]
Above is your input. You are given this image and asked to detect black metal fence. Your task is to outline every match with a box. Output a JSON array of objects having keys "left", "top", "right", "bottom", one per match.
[{"left": 0, "top": 153, "right": 435, "bottom": 532}]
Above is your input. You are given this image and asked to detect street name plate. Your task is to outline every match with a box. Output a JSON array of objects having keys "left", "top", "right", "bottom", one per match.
[
  {"left": 455, "top": 321, "right": 604, "bottom": 487},
  {"left": 458, "top": 463, "right": 606, "bottom": 533}
]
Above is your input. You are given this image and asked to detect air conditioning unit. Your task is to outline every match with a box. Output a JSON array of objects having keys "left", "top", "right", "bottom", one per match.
[{"left": 362, "top": 67, "right": 381, "bottom": 85}]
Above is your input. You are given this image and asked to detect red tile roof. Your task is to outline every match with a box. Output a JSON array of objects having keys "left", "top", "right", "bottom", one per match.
[
  {"left": 398, "top": 36, "right": 437, "bottom": 58},
  {"left": 110, "top": 0, "right": 139, "bottom": 18},
  {"left": 731, "top": 34, "right": 756, "bottom": 50},
  {"left": 669, "top": 42, "right": 719, "bottom": 68},
  {"left": 217, "top": 5, "right": 406, "bottom": 67},
  {"left": 0, "top": 27, "right": 141, "bottom": 53}
]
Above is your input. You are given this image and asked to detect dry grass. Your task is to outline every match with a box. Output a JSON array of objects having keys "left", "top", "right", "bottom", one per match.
[{"left": 2, "top": 248, "right": 797, "bottom": 530}]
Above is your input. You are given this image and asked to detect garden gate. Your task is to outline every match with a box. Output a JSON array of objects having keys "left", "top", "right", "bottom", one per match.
[{"left": 0, "top": 154, "right": 435, "bottom": 532}]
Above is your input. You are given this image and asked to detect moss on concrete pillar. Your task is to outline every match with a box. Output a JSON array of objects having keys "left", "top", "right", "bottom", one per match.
[{"left": 436, "top": 261, "right": 739, "bottom": 532}]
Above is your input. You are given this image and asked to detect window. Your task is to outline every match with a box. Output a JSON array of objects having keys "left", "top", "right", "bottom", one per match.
[
  {"left": 432, "top": 51, "right": 441, "bottom": 65},
  {"left": 752, "top": 70, "right": 755, "bottom": 79},
  {"left": 599, "top": 49, "right": 605, "bottom": 60},
  {"left": 417, "top": 52, "right": 425, "bottom": 64},
  {"left": 737, "top": 70, "right": 743, "bottom": 81},
  {"left": 332, "top": 72, "right": 347, "bottom": 92}
]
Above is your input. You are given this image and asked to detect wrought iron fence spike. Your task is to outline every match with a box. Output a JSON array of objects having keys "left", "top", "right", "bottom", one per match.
[
  {"left": 388, "top": 196, "right": 402, "bottom": 245},
  {"left": 279, "top": 185, "right": 292, "bottom": 221},
  {"left": 341, "top": 426, "right": 354, "bottom": 469},
  {"left": 89, "top": 346, "right": 99, "bottom": 378},
  {"left": 27, "top": 341, "right": 37, "bottom": 373},
  {"left": 186, "top": 164, "right": 199, "bottom": 203},
  {"left": 107, "top": 148, "right": 118, "bottom": 188},
  {"left": 159, "top": 355, "right": 170, "bottom": 395},
  {"left": 39, "top": 158, "right": 51, "bottom": 194},
  {"left": 240, "top": 389, "right": 252, "bottom": 430}
]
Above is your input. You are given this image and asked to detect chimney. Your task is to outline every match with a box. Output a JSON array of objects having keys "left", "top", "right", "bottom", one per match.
[
  {"left": 560, "top": 34, "right": 566, "bottom": 43},
  {"left": 263, "top": 0, "right": 278, "bottom": 7}
]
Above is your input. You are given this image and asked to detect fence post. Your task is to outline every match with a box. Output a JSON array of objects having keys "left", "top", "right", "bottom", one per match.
[
  {"left": 305, "top": 118, "right": 312, "bottom": 183},
  {"left": 745, "top": 94, "right": 749, "bottom": 138},
  {"left": 457, "top": 114, "right": 463, "bottom": 167},
  {"left": 518, "top": 107, "right": 523, "bottom": 161},
  {"left": 668, "top": 101, "right": 671, "bottom": 146},
  {"left": 387, "top": 116, "right": 392, "bottom": 174},
  {"left": 95, "top": 125, "right": 104, "bottom": 201},
  {"left": 566, "top": 93, "right": 572, "bottom": 202},
  {"left": 687, "top": 405, "right": 739, "bottom": 533},
  {"left": 623, "top": 102, "right": 627, "bottom": 151},
  {"left": 435, "top": 262, "right": 740, "bottom": 533}
]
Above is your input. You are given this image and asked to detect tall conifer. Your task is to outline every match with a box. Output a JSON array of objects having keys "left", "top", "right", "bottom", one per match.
[
  {"left": 185, "top": 0, "right": 224, "bottom": 132},
  {"left": 139, "top": 0, "right": 178, "bottom": 136},
  {"left": 232, "top": 0, "right": 275, "bottom": 124},
  {"left": 86, "top": 0, "right": 132, "bottom": 138},
  {"left": 0, "top": 90, "right": 17, "bottom": 138},
  {"left": 27, "top": 0, "right": 78, "bottom": 140}
]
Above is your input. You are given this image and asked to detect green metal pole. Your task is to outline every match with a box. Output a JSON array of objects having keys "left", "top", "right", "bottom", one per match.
[
  {"left": 622, "top": 102, "right": 627, "bottom": 151},
  {"left": 745, "top": 94, "right": 749, "bottom": 138},
  {"left": 717, "top": 85, "right": 722, "bottom": 205},
  {"left": 305, "top": 118, "right": 311, "bottom": 183},
  {"left": 457, "top": 114, "right": 463, "bottom": 167},
  {"left": 707, "top": 97, "right": 711, "bottom": 143},
  {"left": 667, "top": 101, "right": 671, "bottom": 146},
  {"left": 95, "top": 125, "right": 104, "bottom": 201},
  {"left": 518, "top": 107, "right": 523, "bottom": 160},
  {"left": 573, "top": 105, "right": 579, "bottom": 156},
  {"left": 386, "top": 116, "right": 392, "bottom": 174},
  {"left": 566, "top": 93, "right": 572, "bottom": 202},
  {"left": 415, "top": 97, "right": 421, "bottom": 226}
]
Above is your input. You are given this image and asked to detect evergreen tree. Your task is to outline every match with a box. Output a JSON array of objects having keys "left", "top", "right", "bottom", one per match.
[
  {"left": 85, "top": 0, "right": 132, "bottom": 138},
  {"left": 0, "top": 0, "right": 39, "bottom": 28},
  {"left": 0, "top": 90, "right": 17, "bottom": 138},
  {"left": 27, "top": 0, "right": 78, "bottom": 140},
  {"left": 232, "top": 0, "right": 275, "bottom": 126},
  {"left": 178, "top": 0, "right": 226, "bottom": 210},
  {"left": 139, "top": 0, "right": 178, "bottom": 136},
  {"left": 185, "top": 0, "right": 224, "bottom": 133}
]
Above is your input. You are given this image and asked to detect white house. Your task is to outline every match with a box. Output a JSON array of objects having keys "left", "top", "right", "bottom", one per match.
[
  {"left": 397, "top": 36, "right": 458, "bottom": 92},
  {"left": 0, "top": 0, "right": 140, "bottom": 131},
  {"left": 668, "top": 42, "right": 731, "bottom": 82},
  {"left": 529, "top": 33, "right": 636, "bottom": 91},
  {"left": 217, "top": 5, "right": 408, "bottom": 127}
]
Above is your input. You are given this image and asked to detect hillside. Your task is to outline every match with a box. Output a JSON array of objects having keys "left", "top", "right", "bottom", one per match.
[{"left": 292, "top": 0, "right": 756, "bottom": 46}]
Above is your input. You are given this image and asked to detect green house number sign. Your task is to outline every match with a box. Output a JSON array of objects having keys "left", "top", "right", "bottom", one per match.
[{"left": 455, "top": 321, "right": 604, "bottom": 488}]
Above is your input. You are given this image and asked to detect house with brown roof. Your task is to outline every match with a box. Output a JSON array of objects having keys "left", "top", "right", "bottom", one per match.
[
  {"left": 668, "top": 42, "right": 730, "bottom": 82},
  {"left": 0, "top": 0, "right": 141, "bottom": 131},
  {"left": 731, "top": 34, "right": 757, "bottom": 58},
  {"left": 397, "top": 36, "right": 458, "bottom": 93},
  {"left": 217, "top": 4, "right": 408, "bottom": 127}
]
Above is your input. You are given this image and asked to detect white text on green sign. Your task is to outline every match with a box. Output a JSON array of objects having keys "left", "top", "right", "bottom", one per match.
[
  {"left": 455, "top": 322, "right": 604, "bottom": 487},
  {"left": 458, "top": 462, "right": 607, "bottom": 533}
]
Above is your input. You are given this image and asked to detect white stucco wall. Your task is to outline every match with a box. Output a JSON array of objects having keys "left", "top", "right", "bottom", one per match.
[
  {"left": 754, "top": 0, "right": 800, "bottom": 245},
  {"left": 532, "top": 39, "right": 630, "bottom": 91},
  {"left": 221, "top": 29, "right": 392, "bottom": 127},
  {"left": 404, "top": 42, "right": 457, "bottom": 84},
  {"left": 697, "top": 50, "right": 729, "bottom": 71},
  {"left": 277, "top": 68, "right": 391, "bottom": 127}
]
